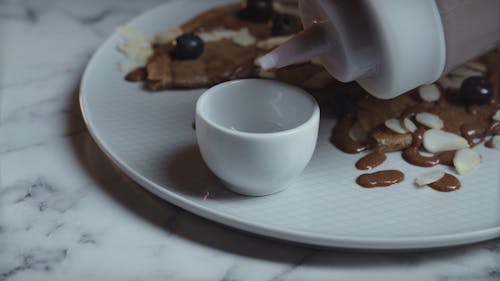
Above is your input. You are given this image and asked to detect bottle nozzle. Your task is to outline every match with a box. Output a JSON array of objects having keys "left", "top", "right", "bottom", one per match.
[{"left": 257, "top": 23, "right": 329, "bottom": 70}]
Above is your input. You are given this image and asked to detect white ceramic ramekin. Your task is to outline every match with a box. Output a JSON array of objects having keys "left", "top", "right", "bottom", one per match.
[{"left": 195, "top": 79, "right": 320, "bottom": 196}]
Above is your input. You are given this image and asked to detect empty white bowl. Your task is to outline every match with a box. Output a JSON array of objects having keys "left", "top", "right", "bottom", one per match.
[{"left": 195, "top": 79, "right": 320, "bottom": 196}]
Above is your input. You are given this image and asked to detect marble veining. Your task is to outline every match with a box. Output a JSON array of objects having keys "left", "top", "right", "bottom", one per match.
[
  {"left": 1, "top": 248, "right": 69, "bottom": 281},
  {"left": 1, "top": 0, "right": 500, "bottom": 280}
]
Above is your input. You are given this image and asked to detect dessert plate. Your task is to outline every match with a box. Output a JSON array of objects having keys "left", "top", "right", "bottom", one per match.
[{"left": 80, "top": 0, "right": 500, "bottom": 250}]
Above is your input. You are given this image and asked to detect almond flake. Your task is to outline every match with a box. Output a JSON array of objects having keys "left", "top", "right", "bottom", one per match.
[
  {"left": 423, "top": 129, "right": 469, "bottom": 153},
  {"left": 403, "top": 118, "right": 417, "bottom": 133},
  {"left": 453, "top": 148, "right": 480, "bottom": 174},
  {"left": 385, "top": 119, "right": 408, "bottom": 134},
  {"left": 493, "top": 109, "right": 500, "bottom": 122},
  {"left": 415, "top": 112, "right": 443, "bottom": 129},
  {"left": 415, "top": 170, "right": 445, "bottom": 186},
  {"left": 418, "top": 84, "right": 441, "bottom": 102}
]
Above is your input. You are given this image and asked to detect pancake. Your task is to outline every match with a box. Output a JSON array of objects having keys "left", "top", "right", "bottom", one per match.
[{"left": 123, "top": 2, "right": 328, "bottom": 91}]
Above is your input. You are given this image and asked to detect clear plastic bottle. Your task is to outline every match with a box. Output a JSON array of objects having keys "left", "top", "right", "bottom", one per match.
[{"left": 257, "top": 0, "right": 500, "bottom": 99}]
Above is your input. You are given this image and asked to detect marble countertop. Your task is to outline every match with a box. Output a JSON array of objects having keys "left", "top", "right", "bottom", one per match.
[{"left": 1, "top": 0, "right": 499, "bottom": 280}]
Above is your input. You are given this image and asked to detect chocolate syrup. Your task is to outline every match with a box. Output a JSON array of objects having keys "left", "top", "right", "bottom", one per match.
[
  {"left": 331, "top": 116, "right": 371, "bottom": 154},
  {"left": 435, "top": 151, "right": 456, "bottom": 166},
  {"left": 402, "top": 148, "right": 455, "bottom": 167},
  {"left": 412, "top": 127, "right": 426, "bottom": 148},
  {"left": 356, "top": 170, "right": 404, "bottom": 188},
  {"left": 467, "top": 105, "right": 480, "bottom": 115},
  {"left": 403, "top": 147, "right": 439, "bottom": 167},
  {"left": 401, "top": 102, "right": 432, "bottom": 120},
  {"left": 460, "top": 124, "right": 483, "bottom": 146},
  {"left": 403, "top": 126, "right": 456, "bottom": 167},
  {"left": 486, "top": 122, "right": 499, "bottom": 135},
  {"left": 355, "top": 151, "right": 386, "bottom": 170},
  {"left": 460, "top": 122, "right": 499, "bottom": 147},
  {"left": 428, "top": 173, "right": 461, "bottom": 192}
]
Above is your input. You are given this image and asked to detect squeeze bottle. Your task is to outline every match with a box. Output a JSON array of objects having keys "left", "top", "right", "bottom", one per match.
[{"left": 258, "top": 0, "right": 500, "bottom": 99}]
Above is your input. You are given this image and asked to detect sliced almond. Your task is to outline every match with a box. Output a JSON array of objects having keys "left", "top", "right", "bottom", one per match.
[
  {"left": 418, "top": 84, "right": 441, "bottom": 102},
  {"left": 423, "top": 129, "right": 469, "bottom": 153},
  {"left": 403, "top": 118, "right": 417, "bottom": 133},
  {"left": 493, "top": 109, "right": 500, "bottom": 122},
  {"left": 453, "top": 148, "right": 480, "bottom": 174},
  {"left": 385, "top": 118, "right": 408, "bottom": 134},
  {"left": 415, "top": 170, "right": 445, "bottom": 186},
  {"left": 415, "top": 112, "right": 444, "bottom": 129}
]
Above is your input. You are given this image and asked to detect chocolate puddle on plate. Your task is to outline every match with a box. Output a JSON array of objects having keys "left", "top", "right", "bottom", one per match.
[
  {"left": 403, "top": 148, "right": 455, "bottom": 167},
  {"left": 356, "top": 170, "right": 405, "bottom": 188},
  {"left": 331, "top": 115, "right": 372, "bottom": 154},
  {"left": 355, "top": 151, "right": 386, "bottom": 170},
  {"left": 330, "top": 69, "right": 499, "bottom": 190},
  {"left": 428, "top": 173, "right": 461, "bottom": 192}
]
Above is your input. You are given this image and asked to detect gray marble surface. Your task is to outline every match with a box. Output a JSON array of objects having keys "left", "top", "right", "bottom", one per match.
[{"left": 1, "top": 0, "right": 500, "bottom": 280}]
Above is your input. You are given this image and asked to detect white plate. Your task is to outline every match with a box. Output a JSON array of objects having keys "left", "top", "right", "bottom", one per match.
[{"left": 80, "top": 0, "right": 500, "bottom": 250}]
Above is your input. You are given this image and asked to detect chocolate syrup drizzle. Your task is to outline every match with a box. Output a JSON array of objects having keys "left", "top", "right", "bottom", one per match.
[
  {"left": 428, "top": 173, "right": 461, "bottom": 192},
  {"left": 331, "top": 115, "right": 371, "bottom": 154},
  {"left": 356, "top": 170, "right": 405, "bottom": 188},
  {"left": 330, "top": 95, "right": 498, "bottom": 189},
  {"left": 355, "top": 151, "right": 386, "bottom": 170}
]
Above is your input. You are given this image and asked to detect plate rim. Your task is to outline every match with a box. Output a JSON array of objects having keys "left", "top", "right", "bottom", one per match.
[{"left": 79, "top": 0, "right": 500, "bottom": 250}]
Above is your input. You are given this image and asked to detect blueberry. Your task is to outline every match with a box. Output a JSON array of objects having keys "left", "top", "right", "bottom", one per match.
[
  {"left": 459, "top": 76, "right": 494, "bottom": 105},
  {"left": 272, "top": 14, "right": 300, "bottom": 35},
  {"left": 239, "top": 0, "right": 273, "bottom": 22},
  {"left": 170, "top": 33, "right": 204, "bottom": 60}
]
